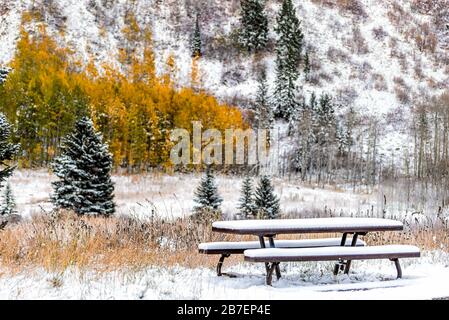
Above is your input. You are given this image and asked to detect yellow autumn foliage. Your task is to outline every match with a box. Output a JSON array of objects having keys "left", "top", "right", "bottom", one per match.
[{"left": 0, "top": 15, "right": 245, "bottom": 171}]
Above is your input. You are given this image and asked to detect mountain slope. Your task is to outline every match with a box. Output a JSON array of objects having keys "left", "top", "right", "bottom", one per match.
[{"left": 0, "top": 0, "right": 448, "bottom": 156}]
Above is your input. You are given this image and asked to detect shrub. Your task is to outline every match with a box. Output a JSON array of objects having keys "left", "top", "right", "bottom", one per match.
[
  {"left": 348, "top": 25, "right": 369, "bottom": 55},
  {"left": 372, "top": 73, "right": 388, "bottom": 91},
  {"left": 336, "top": 0, "right": 367, "bottom": 18},
  {"left": 372, "top": 26, "right": 388, "bottom": 41}
]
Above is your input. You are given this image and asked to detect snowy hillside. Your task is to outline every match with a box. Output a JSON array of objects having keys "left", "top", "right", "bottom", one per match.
[{"left": 1, "top": 0, "right": 448, "bottom": 116}]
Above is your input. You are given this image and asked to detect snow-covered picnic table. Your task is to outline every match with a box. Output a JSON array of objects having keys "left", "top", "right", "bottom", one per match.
[{"left": 207, "top": 218, "right": 409, "bottom": 283}]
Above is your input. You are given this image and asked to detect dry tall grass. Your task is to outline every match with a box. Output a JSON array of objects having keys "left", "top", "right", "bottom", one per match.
[
  {"left": 0, "top": 211, "right": 447, "bottom": 274},
  {"left": 0, "top": 211, "right": 221, "bottom": 273}
]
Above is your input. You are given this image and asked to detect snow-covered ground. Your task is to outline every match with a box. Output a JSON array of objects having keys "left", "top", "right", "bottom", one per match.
[
  {"left": 9, "top": 169, "right": 449, "bottom": 225},
  {"left": 3, "top": 171, "right": 449, "bottom": 300},
  {"left": 9, "top": 169, "right": 383, "bottom": 219},
  {"left": 0, "top": 251, "right": 447, "bottom": 299}
]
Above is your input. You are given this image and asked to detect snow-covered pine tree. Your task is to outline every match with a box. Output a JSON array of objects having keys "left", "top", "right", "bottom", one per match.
[
  {"left": 239, "top": 0, "right": 269, "bottom": 52},
  {"left": 315, "top": 94, "right": 337, "bottom": 145},
  {"left": 293, "top": 93, "right": 318, "bottom": 178},
  {"left": 336, "top": 106, "right": 355, "bottom": 155},
  {"left": 193, "top": 167, "right": 223, "bottom": 213},
  {"left": 273, "top": 0, "right": 304, "bottom": 123},
  {"left": 237, "top": 176, "right": 256, "bottom": 219},
  {"left": 253, "top": 69, "right": 274, "bottom": 130},
  {"left": 304, "top": 51, "right": 311, "bottom": 80},
  {"left": 0, "top": 183, "right": 16, "bottom": 216},
  {"left": 191, "top": 13, "right": 202, "bottom": 57},
  {"left": 0, "top": 67, "right": 10, "bottom": 85},
  {"left": 51, "top": 116, "right": 115, "bottom": 216},
  {"left": 0, "top": 113, "right": 19, "bottom": 189},
  {"left": 254, "top": 175, "right": 280, "bottom": 219}
]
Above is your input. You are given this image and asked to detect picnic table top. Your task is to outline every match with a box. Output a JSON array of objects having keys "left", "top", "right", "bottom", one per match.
[{"left": 212, "top": 217, "right": 404, "bottom": 236}]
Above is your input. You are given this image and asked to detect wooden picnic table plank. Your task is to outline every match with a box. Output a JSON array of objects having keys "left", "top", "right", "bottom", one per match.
[{"left": 212, "top": 218, "right": 403, "bottom": 236}]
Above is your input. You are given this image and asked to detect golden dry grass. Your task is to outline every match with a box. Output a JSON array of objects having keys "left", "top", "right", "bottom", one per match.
[{"left": 0, "top": 212, "right": 447, "bottom": 274}]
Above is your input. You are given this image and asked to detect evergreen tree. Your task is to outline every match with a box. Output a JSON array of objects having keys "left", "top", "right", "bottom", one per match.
[
  {"left": 336, "top": 107, "right": 355, "bottom": 155},
  {"left": 0, "top": 183, "right": 16, "bottom": 216},
  {"left": 0, "top": 113, "right": 19, "bottom": 189},
  {"left": 193, "top": 167, "right": 223, "bottom": 213},
  {"left": 253, "top": 69, "right": 274, "bottom": 130},
  {"left": 0, "top": 67, "right": 10, "bottom": 85},
  {"left": 237, "top": 176, "right": 256, "bottom": 219},
  {"left": 293, "top": 93, "right": 318, "bottom": 177},
  {"left": 315, "top": 94, "right": 337, "bottom": 145},
  {"left": 239, "top": 0, "right": 269, "bottom": 52},
  {"left": 254, "top": 175, "right": 280, "bottom": 219},
  {"left": 191, "top": 13, "right": 202, "bottom": 57},
  {"left": 51, "top": 117, "right": 115, "bottom": 216},
  {"left": 273, "top": 0, "right": 304, "bottom": 122},
  {"left": 303, "top": 51, "right": 311, "bottom": 80}
]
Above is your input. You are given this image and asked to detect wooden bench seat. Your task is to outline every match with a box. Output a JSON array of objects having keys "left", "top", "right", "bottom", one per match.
[
  {"left": 244, "top": 245, "right": 421, "bottom": 285},
  {"left": 199, "top": 237, "right": 366, "bottom": 276}
]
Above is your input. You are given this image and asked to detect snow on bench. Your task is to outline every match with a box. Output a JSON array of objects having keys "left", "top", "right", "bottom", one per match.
[
  {"left": 244, "top": 245, "right": 421, "bottom": 285},
  {"left": 199, "top": 238, "right": 366, "bottom": 254},
  {"left": 212, "top": 218, "right": 404, "bottom": 235},
  {"left": 244, "top": 245, "right": 420, "bottom": 262}
]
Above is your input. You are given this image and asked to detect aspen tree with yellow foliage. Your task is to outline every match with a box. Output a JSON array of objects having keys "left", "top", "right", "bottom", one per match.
[{"left": 0, "top": 13, "right": 246, "bottom": 171}]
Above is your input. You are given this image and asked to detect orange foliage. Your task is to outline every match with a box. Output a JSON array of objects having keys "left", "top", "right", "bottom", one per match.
[{"left": 0, "top": 13, "right": 246, "bottom": 170}]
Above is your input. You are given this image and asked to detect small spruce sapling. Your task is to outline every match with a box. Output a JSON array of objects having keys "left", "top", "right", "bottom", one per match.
[
  {"left": 191, "top": 13, "right": 202, "bottom": 58},
  {"left": 193, "top": 167, "right": 223, "bottom": 216},
  {"left": 254, "top": 175, "right": 280, "bottom": 219},
  {"left": 237, "top": 176, "right": 256, "bottom": 219},
  {"left": 0, "top": 183, "right": 16, "bottom": 216}
]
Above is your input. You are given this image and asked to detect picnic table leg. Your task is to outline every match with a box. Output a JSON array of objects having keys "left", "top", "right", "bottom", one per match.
[
  {"left": 268, "top": 236, "right": 282, "bottom": 280},
  {"left": 258, "top": 236, "right": 270, "bottom": 275},
  {"left": 391, "top": 258, "right": 402, "bottom": 279},
  {"left": 266, "top": 263, "right": 278, "bottom": 286},
  {"left": 333, "top": 233, "right": 348, "bottom": 275},
  {"left": 216, "top": 253, "right": 230, "bottom": 276},
  {"left": 344, "top": 233, "right": 359, "bottom": 274}
]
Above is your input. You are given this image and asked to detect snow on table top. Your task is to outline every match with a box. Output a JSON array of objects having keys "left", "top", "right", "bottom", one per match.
[
  {"left": 244, "top": 245, "right": 420, "bottom": 259},
  {"left": 212, "top": 218, "right": 403, "bottom": 235}
]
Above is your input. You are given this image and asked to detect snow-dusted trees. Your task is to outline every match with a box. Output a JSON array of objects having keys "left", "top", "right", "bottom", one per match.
[
  {"left": 0, "top": 113, "right": 19, "bottom": 189},
  {"left": 51, "top": 117, "right": 115, "bottom": 216},
  {"left": 293, "top": 93, "right": 317, "bottom": 181},
  {"left": 254, "top": 175, "right": 280, "bottom": 219},
  {"left": 191, "top": 13, "right": 202, "bottom": 57},
  {"left": 252, "top": 69, "right": 274, "bottom": 130},
  {"left": 0, "top": 26, "right": 245, "bottom": 170},
  {"left": 273, "top": 0, "right": 303, "bottom": 123},
  {"left": 291, "top": 93, "right": 347, "bottom": 184},
  {"left": 0, "top": 183, "right": 16, "bottom": 216},
  {"left": 193, "top": 167, "right": 223, "bottom": 214},
  {"left": 237, "top": 176, "right": 256, "bottom": 219},
  {"left": 239, "top": 0, "right": 269, "bottom": 52},
  {"left": 315, "top": 94, "right": 337, "bottom": 147},
  {"left": 303, "top": 51, "right": 311, "bottom": 81},
  {"left": 411, "top": 92, "right": 449, "bottom": 181}
]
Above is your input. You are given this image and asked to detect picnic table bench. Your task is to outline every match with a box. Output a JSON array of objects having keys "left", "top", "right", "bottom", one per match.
[
  {"left": 199, "top": 238, "right": 366, "bottom": 276},
  {"left": 199, "top": 218, "right": 420, "bottom": 285}
]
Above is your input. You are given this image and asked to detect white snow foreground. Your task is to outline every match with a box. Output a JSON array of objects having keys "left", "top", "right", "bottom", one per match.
[{"left": 0, "top": 251, "right": 448, "bottom": 300}]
